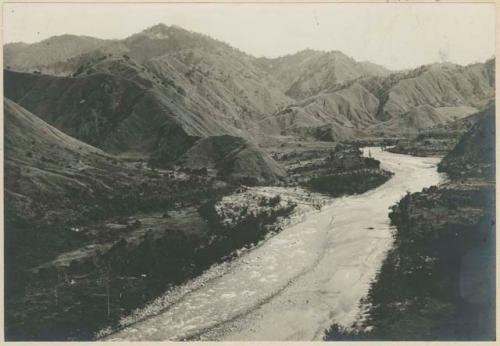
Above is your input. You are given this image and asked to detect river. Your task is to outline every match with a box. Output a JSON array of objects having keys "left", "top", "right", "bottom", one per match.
[{"left": 105, "top": 147, "right": 445, "bottom": 341}]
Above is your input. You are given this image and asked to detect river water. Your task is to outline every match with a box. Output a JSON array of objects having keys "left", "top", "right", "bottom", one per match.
[{"left": 106, "top": 147, "right": 445, "bottom": 341}]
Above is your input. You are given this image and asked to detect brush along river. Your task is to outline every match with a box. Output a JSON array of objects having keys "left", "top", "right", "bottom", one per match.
[{"left": 105, "top": 147, "right": 445, "bottom": 341}]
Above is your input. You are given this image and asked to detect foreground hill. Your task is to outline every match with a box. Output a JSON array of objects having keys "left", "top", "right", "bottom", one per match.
[
  {"left": 5, "top": 97, "right": 126, "bottom": 225},
  {"left": 438, "top": 104, "right": 495, "bottom": 179},
  {"left": 178, "top": 135, "right": 286, "bottom": 184},
  {"left": 4, "top": 97, "right": 217, "bottom": 225}
]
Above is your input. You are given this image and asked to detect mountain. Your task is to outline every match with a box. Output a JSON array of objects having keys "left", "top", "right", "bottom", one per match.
[
  {"left": 4, "top": 68, "right": 200, "bottom": 162},
  {"left": 373, "top": 61, "right": 494, "bottom": 121},
  {"left": 369, "top": 104, "right": 479, "bottom": 136},
  {"left": 257, "top": 82, "right": 376, "bottom": 140},
  {"left": 4, "top": 25, "right": 293, "bottom": 160},
  {"left": 178, "top": 135, "right": 286, "bottom": 184},
  {"left": 264, "top": 59, "right": 494, "bottom": 139},
  {"left": 4, "top": 24, "right": 495, "bottom": 147},
  {"left": 256, "top": 49, "right": 391, "bottom": 100},
  {"left": 4, "top": 35, "right": 111, "bottom": 72}
]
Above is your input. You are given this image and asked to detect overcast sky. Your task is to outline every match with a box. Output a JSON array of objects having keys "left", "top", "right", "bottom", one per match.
[{"left": 3, "top": 2, "right": 495, "bottom": 70}]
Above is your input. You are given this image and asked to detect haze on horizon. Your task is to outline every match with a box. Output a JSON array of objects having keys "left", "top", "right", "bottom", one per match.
[{"left": 3, "top": 2, "right": 495, "bottom": 70}]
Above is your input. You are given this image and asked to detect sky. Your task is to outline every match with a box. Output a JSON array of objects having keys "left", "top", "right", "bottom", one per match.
[{"left": 3, "top": 2, "right": 496, "bottom": 70}]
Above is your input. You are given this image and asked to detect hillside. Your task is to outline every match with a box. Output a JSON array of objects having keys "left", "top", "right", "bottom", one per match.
[
  {"left": 438, "top": 104, "right": 495, "bottom": 179},
  {"left": 387, "top": 103, "right": 491, "bottom": 157},
  {"left": 4, "top": 69, "right": 204, "bottom": 163},
  {"left": 370, "top": 104, "right": 479, "bottom": 136},
  {"left": 4, "top": 25, "right": 294, "bottom": 155},
  {"left": 4, "top": 97, "right": 124, "bottom": 225},
  {"left": 178, "top": 135, "right": 286, "bottom": 184},
  {"left": 256, "top": 49, "right": 390, "bottom": 99},
  {"left": 264, "top": 60, "right": 494, "bottom": 140},
  {"left": 4, "top": 35, "right": 111, "bottom": 72}
]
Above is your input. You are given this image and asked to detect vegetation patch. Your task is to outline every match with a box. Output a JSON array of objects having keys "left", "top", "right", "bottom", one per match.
[{"left": 308, "top": 169, "right": 392, "bottom": 197}]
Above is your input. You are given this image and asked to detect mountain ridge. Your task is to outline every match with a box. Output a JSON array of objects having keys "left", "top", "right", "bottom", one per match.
[{"left": 4, "top": 24, "right": 495, "bottom": 154}]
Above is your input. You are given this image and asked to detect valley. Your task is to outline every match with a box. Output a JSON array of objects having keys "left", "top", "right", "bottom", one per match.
[
  {"left": 103, "top": 148, "right": 444, "bottom": 341},
  {"left": 3, "top": 22, "right": 495, "bottom": 341}
]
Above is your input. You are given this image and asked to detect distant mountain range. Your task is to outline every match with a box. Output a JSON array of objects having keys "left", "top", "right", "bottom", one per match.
[{"left": 4, "top": 24, "right": 495, "bottom": 162}]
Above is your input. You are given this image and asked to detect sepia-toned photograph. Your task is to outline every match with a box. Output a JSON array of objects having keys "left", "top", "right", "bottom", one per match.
[{"left": 2, "top": 1, "right": 496, "bottom": 341}]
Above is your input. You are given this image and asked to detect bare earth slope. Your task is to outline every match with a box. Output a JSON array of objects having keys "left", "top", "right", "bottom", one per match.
[
  {"left": 255, "top": 49, "right": 390, "bottom": 99},
  {"left": 265, "top": 60, "right": 494, "bottom": 140}
]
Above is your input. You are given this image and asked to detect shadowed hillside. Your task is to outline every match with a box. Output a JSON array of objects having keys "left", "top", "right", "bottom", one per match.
[
  {"left": 178, "top": 135, "right": 287, "bottom": 185},
  {"left": 438, "top": 104, "right": 495, "bottom": 179}
]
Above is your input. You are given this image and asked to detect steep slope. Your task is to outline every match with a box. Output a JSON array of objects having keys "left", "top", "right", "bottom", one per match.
[
  {"left": 4, "top": 68, "right": 210, "bottom": 162},
  {"left": 89, "top": 24, "right": 292, "bottom": 130},
  {"left": 5, "top": 98, "right": 265, "bottom": 341},
  {"left": 4, "top": 25, "right": 292, "bottom": 148},
  {"left": 4, "top": 35, "right": 111, "bottom": 72},
  {"left": 369, "top": 104, "right": 479, "bottom": 136},
  {"left": 4, "top": 98, "right": 129, "bottom": 225},
  {"left": 178, "top": 135, "right": 286, "bottom": 184},
  {"left": 263, "top": 60, "right": 494, "bottom": 140},
  {"left": 10, "top": 24, "right": 292, "bottom": 120},
  {"left": 438, "top": 103, "right": 495, "bottom": 179},
  {"left": 143, "top": 47, "right": 291, "bottom": 134},
  {"left": 256, "top": 49, "right": 391, "bottom": 99},
  {"left": 376, "top": 61, "right": 494, "bottom": 121},
  {"left": 258, "top": 82, "right": 377, "bottom": 140}
]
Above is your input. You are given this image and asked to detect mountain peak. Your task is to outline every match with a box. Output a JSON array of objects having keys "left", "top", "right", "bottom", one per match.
[
  {"left": 143, "top": 23, "right": 169, "bottom": 32},
  {"left": 138, "top": 23, "right": 191, "bottom": 40},
  {"left": 139, "top": 23, "right": 172, "bottom": 39}
]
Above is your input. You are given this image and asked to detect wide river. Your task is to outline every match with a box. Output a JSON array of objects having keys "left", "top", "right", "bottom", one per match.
[{"left": 106, "top": 148, "right": 445, "bottom": 341}]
